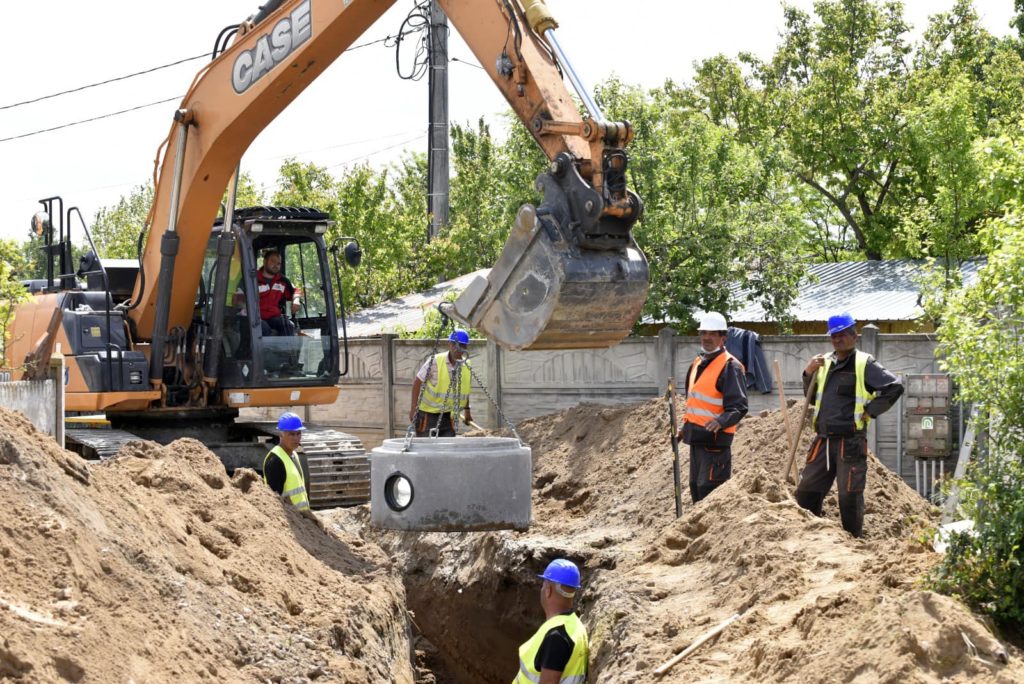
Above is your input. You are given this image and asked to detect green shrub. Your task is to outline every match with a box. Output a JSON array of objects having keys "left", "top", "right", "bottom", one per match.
[
  {"left": 930, "top": 453, "right": 1024, "bottom": 625},
  {"left": 924, "top": 206, "right": 1024, "bottom": 627}
]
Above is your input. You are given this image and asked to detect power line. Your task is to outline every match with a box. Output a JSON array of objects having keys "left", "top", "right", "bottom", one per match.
[
  {"left": 0, "top": 97, "right": 182, "bottom": 143},
  {"left": 326, "top": 135, "right": 424, "bottom": 169},
  {"left": 0, "top": 54, "right": 207, "bottom": 111},
  {"left": 0, "top": 30, "right": 421, "bottom": 145},
  {"left": 259, "top": 128, "right": 425, "bottom": 161},
  {"left": 1, "top": 31, "right": 416, "bottom": 113}
]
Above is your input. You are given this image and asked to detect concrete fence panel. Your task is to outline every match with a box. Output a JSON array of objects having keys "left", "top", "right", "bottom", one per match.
[{"left": 243, "top": 332, "right": 958, "bottom": 493}]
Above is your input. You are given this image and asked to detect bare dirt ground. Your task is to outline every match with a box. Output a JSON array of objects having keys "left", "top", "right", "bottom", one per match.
[
  {"left": 2, "top": 394, "right": 1022, "bottom": 683},
  {"left": 327, "top": 398, "right": 1024, "bottom": 683},
  {"left": 0, "top": 407, "right": 413, "bottom": 683}
]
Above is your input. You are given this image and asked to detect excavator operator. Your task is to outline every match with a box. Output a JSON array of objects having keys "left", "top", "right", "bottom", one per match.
[{"left": 236, "top": 249, "right": 302, "bottom": 337}]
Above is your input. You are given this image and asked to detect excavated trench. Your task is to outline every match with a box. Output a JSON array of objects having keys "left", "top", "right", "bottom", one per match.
[
  {"left": 320, "top": 494, "right": 618, "bottom": 682},
  {"left": 403, "top": 557, "right": 536, "bottom": 683},
  {"left": 345, "top": 516, "right": 570, "bottom": 683}
]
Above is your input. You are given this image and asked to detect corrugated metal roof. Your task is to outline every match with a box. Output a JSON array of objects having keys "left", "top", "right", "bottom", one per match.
[
  {"left": 345, "top": 259, "right": 985, "bottom": 337},
  {"left": 343, "top": 268, "right": 490, "bottom": 338},
  {"left": 728, "top": 259, "right": 983, "bottom": 323}
]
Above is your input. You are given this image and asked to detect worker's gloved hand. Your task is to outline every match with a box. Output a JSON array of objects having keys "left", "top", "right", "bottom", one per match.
[
  {"left": 464, "top": 411, "right": 473, "bottom": 425},
  {"left": 675, "top": 426, "right": 684, "bottom": 441},
  {"left": 705, "top": 418, "right": 723, "bottom": 434}
]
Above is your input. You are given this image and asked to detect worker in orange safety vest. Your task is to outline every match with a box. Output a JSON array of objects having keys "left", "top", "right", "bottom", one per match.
[{"left": 677, "top": 312, "right": 748, "bottom": 503}]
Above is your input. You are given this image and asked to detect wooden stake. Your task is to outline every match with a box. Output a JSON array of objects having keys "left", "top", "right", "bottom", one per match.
[
  {"left": 653, "top": 612, "right": 743, "bottom": 676},
  {"left": 773, "top": 359, "right": 794, "bottom": 455},
  {"left": 666, "top": 378, "right": 683, "bottom": 518},
  {"left": 782, "top": 380, "right": 817, "bottom": 484}
]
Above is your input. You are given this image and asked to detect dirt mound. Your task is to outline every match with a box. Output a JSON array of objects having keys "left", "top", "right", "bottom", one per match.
[
  {"left": 0, "top": 408, "right": 413, "bottom": 683},
  {"left": 333, "top": 398, "right": 1022, "bottom": 683},
  {"left": 519, "top": 398, "right": 936, "bottom": 542}
]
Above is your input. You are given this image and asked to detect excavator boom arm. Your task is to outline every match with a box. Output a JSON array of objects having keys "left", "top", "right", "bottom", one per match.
[{"left": 129, "top": 0, "right": 647, "bottom": 351}]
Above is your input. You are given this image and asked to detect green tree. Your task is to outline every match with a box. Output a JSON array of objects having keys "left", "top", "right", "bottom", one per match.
[
  {"left": 598, "top": 78, "right": 806, "bottom": 329},
  {"left": 925, "top": 207, "right": 1024, "bottom": 626},
  {"left": 91, "top": 184, "right": 154, "bottom": 259},
  {"left": 749, "top": 0, "right": 914, "bottom": 260},
  {"left": 899, "top": 71, "right": 984, "bottom": 263},
  {"left": 0, "top": 240, "right": 30, "bottom": 367},
  {"left": 233, "top": 171, "right": 265, "bottom": 208}
]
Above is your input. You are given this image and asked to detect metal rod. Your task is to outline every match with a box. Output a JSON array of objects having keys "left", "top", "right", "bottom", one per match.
[
  {"left": 148, "top": 114, "right": 190, "bottom": 385},
  {"left": 896, "top": 374, "right": 903, "bottom": 484},
  {"left": 202, "top": 229, "right": 236, "bottom": 382},
  {"left": 165, "top": 113, "right": 190, "bottom": 236},
  {"left": 542, "top": 29, "right": 604, "bottom": 123}
]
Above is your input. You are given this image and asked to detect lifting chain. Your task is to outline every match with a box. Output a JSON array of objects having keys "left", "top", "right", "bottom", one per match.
[
  {"left": 465, "top": 360, "right": 522, "bottom": 445},
  {"left": 403, "top": 306, "right": 454, "bottom": 451},
  {"left": 402, "top": 303, "right": 522, "bottom": 450}
]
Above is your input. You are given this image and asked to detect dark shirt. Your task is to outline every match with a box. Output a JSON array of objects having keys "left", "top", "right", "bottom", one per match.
[
  {"left": 682, "top": 348, "right": 749, "bottom": 446},
  {"left": 265, "top": 452, "right": 287, "bottom": 495},
  {"left": 802, "top": 351, "right": 903, "bottom": 436},
  {"left": 534, "top": 612, "right": 578, "bottom": 673}
]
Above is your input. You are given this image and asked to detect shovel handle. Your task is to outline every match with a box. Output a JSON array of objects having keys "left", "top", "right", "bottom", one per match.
[{"left": 783, "top": 379, "right": 817, "bottom": 484}]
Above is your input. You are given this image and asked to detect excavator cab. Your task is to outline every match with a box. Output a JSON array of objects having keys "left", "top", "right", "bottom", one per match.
[{"left": 199, "top": 207, "right": 344, "bottom": 392}]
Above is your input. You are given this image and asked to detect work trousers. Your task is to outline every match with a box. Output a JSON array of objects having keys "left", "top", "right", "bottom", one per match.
[
  {"left": 413, "top": 411, "right": 456, "bottom": 437},
  {"left": 794, "top": 434, "right": 868, "bottom": 538},
  {"left": 261, "top": 316, "right": 295, "bottom": 337},
  {"left": 689, "top": 444, "right": 732, "bottom": 503}
]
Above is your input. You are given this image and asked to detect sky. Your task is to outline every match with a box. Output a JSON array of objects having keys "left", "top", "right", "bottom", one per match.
[{"left": 0, "top": 0, "right": 1016, "bottom": 244}]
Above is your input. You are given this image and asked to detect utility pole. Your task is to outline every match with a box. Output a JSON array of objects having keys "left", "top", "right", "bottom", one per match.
[{"left": 426, "top": 0, "right": 450, "bottom": 242}]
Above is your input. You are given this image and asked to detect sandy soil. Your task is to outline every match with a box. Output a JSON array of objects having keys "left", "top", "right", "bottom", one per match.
[
  {"left": 2, "top": 392, "right": 1021, "bottom": 684},
  {"left": 329, "top": 398, "right": 1024, "bottom": 683},
  {"left": 0, "top": 408, "right": 413, "bottom": 683}
]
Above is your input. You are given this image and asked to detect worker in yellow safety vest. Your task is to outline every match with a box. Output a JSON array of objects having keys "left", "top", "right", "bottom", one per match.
[
  {"left": 677, "top": 312, "right": 748, "bottom": 503},
  {"left": 409, "top": 329, "right": 473, "bottom": 437},
  {"left": 263, "top": 411, "right": 310, "bottom": 510},
  {"left": 514, "top": 559, "right": 589, "bottom": 684},
  {"left": 795, "top": 312, "right": 903, "bottom": 537}
]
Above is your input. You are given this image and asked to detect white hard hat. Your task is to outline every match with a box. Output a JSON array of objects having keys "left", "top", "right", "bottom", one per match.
[{"left": 697, "top": 312, "right": 728, "bottom": 332}]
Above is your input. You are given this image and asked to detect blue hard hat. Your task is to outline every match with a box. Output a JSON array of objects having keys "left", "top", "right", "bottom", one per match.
[
  {"left": 449, "top": 329, "right": 470, "bottom": 346},
  {"left": 277, "top": 412, "right": 305, "bottom": 432},
  {"left": 538, "top": 558, "right": 581, "bottom": 589},
  {"left": 827, "top": 312, "right": 856, "bottom": 336}
]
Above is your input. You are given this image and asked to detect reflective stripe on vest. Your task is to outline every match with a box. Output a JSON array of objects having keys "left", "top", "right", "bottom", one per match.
[
  {"left": 812, "top": 349, "right": 876, "bottom": 433},
  {"left": 418, "top": 352, "right": 471, "bottom": 414},
  {"left": 263, "top": 445, "right": 310, "bottom": 510},
  {"left": 683, "top": 351, "right": 742, "bottom": 435},
  {"left": 513, "top": 613, "right": 589, "bottom": 684}
]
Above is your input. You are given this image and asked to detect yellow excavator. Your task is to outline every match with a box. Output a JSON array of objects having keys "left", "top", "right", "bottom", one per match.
[{"left": 5, "top": 0, "right": 648, "bottom": 508}]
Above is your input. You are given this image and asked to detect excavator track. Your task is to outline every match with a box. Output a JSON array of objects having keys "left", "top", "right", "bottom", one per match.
[
  {"left": 66, "top": 422, "right": 370, "bottom": 510},
  {"left": 66, "top": 428, "right": 146, "bottom": 460}
]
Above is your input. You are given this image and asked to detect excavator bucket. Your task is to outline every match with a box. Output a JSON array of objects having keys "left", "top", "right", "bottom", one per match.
[{"left": 454, "top": 166, "right": 649, "bottom": 350}]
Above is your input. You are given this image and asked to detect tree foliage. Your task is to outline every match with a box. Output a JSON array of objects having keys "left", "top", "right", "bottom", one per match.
[
  {"left": 91, "top": 184, "right": 153, "bottom": 259},
  {"left": 0, "top": 240, "right": 29, "bottom": 367},
  {"left": 925, "top": 207, "right": 1024, "bottom": 626}
]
